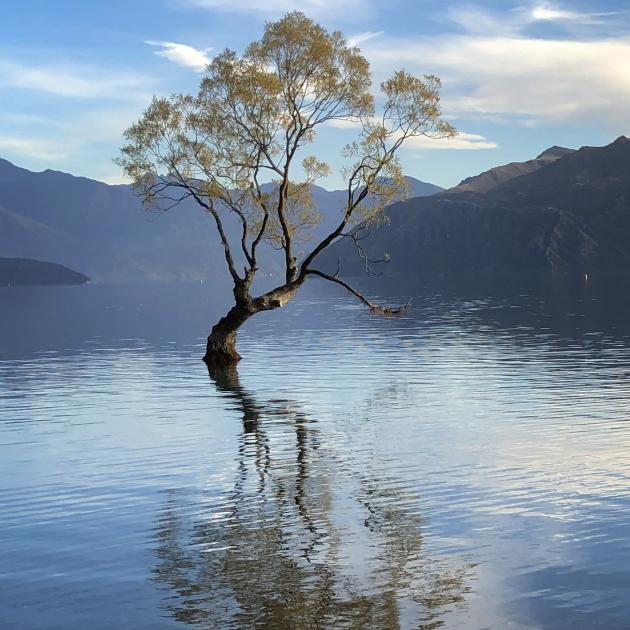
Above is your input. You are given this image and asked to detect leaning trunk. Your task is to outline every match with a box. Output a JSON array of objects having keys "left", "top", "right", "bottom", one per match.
[
  {"left": 203, "top": 303, "right": 254, "bottom": 366},
  {"left": 203, "top": 280, "right": 303, "bottom": 366}
]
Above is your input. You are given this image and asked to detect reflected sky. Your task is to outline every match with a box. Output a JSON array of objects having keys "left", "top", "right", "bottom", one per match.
[{"left": 2, "top": 278, "right": 630, "bottom": 628}]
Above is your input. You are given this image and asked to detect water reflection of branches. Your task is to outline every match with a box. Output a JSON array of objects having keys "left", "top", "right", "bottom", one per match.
[{"left": 153, "top": 366, "right": 471, "bottom": 628}]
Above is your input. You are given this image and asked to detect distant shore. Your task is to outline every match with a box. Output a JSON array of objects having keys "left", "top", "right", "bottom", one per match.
[{"left": 0, "top": 258, "right": 89, "bottom": 287}]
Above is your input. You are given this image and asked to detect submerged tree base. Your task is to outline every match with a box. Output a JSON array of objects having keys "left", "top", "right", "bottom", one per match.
[
  {"left": 202, "top": 301, "right": 252, "bottom": 366},
  {"left": 202, "top": 331, "right": 243, "bottom": 366},
  {"left": 202, "top": 349, "right": 242, "bottom": 366}
]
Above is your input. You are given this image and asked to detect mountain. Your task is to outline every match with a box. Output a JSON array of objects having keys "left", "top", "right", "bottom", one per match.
[
  {"left": 0, "top": 257, "right": 89, "bottom": 286},
  {"left": 448, "top": 146, "right": 574, "bottom": 194},
  {"left": 0, "top": 158, "right": 441, "bottom": 283},
  {"left": 406, "top": 177, "right": 444, "bottom": 197},
  {"left": 325, "top": 137, "right": 630, "bottom": 277},
  {"left": 0, "top": 158, "right": 222, "bottom": 283}
]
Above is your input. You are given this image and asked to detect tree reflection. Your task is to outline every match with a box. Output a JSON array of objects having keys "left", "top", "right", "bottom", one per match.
[{"left": 153, "top": 366, "right": 472, "bottom": 628}]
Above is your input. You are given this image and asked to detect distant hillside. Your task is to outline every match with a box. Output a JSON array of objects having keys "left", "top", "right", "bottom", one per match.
[
  {"left": 406, "top": 178, "right": 444, "bottom": 197},
  {"left": 0, "top": 158, "right": 441, "bottom": 283},
  {"left": 325, "top": 137, "right": 630, "bottom": 277},
  {"left": 448, "top": 146, "right": 574, "bottom": 194},
  {"left": 0, "top": 257, "right": 89, "bottom": 287}
]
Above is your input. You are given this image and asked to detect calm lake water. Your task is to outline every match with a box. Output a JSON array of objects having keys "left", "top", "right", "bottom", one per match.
[{"left": 2, "top": 277, "right": 630, "bottom": 629}]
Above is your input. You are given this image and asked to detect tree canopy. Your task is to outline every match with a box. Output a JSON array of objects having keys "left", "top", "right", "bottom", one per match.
[{"left": 117, "top": 11, "right": 456, "bottom": 364}]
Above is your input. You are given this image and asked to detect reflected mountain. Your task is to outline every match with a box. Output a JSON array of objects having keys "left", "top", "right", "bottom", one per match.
[{"left": 152, "top": 366, "right": 473, "bottom": 628}]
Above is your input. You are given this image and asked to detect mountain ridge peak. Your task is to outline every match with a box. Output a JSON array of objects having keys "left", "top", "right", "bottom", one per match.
[{"left": 536, "top": 145, "right": 574, "bottom": 160}]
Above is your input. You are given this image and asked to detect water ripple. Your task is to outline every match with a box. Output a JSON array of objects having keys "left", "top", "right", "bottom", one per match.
[{"left": 2, "top": 280, "right": 630, "bottom": 628}]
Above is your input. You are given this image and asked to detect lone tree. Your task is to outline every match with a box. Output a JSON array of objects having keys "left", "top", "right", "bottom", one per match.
[{"left": 118, "top": 12, "right": 455, "bottom": 366}]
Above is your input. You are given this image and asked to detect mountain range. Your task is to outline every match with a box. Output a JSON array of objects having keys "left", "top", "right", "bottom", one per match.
[
  {"left": 327, "top": 137, "right": 630, "bottom": 277},
  {"left": 0, "top": 157, "right": 440, "bottom": 283},
  {"left": 449, "top": 145, "right": 575, "bottom": 194},
  {"left": 3, "top": 136, "right": 630, "bottom": 283}
]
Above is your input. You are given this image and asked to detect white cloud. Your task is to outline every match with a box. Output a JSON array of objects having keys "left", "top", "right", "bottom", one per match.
[
  {"left": 531, "top": 5, "right": 582, "bottom": 21},
  {"left": 325, "top": 118, "right": 363, "bottom": 130},
  {"left": 99, "top": 173, "right": 132, "bottom": 185},
  {"left": 0, "top": 106, "right": 145, "bottom": 166},
  {"left": 347, "top": 30, "right": 384, "bottom": 47},
  {"left": 446, "top": 5, "right": 521, "bottom": 37},
  {"left": 447, "top": 3, "right": 620, "bottom": 38},
  {"left": 0, "top": 136, "right": 68, "bottom": 161},
  {"left": 0, "top": 61, "right": 153, "bottom": 100},
  {"left": 326, "top": 118, "right": 496, "bottom": 150},
  {"left": 363, "top": 33, "right": 630, "bottom": 125},
  {"left": 405, "top": 131, "right": 497, "bottom": 151},
  {"left": 530, "top": 3, "right": 616, "bottom": 23},
  {"left": 69, "top": 106, "right": 147, "bottom": 143},
  {"left": 2, "top": 113, "right": 55, "bottom": 126},
  {"left": 145, "top": 40, "right": 212, "bottom": 71},
  {"left": 179, "top": 0, "right": 367, "bottom": 18}
]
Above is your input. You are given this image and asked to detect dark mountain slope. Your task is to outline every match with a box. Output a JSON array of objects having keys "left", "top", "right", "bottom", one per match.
[
  {"left": 449, "top": 146, "right": 574, "bottom": 194},
  {"left": 0, "top": 158, "right": 441, "bottom": 282},
  {"left": 406, "top": 177, "right": 444, "bottom": 197},
  {"left": 325, "top": 138, "right": 630, "bottom": 277},
  {"left": 0, "top": 159, "right": 219, "bottom": 282}
]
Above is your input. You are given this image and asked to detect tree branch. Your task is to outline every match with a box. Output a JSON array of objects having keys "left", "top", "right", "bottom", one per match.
[
  {"left": 341, "top": 227, "right": 390, "bottom": 276},
  {"left": 186, "top": 187, "right": 242, "bottom": 284},
  {"left": 306, "top": 269, "right": 411, "bottom": 315}
]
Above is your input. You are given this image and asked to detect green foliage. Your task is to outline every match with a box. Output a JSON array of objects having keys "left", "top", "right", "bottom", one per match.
[{"left": 116, "top": 11, "right": 456, "bottom": 285}]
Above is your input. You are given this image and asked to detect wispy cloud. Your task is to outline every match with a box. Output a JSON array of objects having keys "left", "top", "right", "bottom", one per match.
[
  {"left": 447, "top": 2, "right": 620, "bottom": 36},
  {"left": 2, "top": 113, "right": 56, "bottom": 126},
  {"left": 0, "top": 60, "right": 153, "bottom": 101},
  {"left": 99, "top": 173, "right": 132, "bottom": 185},
  {"left": 530, "top": 3, "right": 617, "bottom": 24},
  {"left": 0, "top": 136, "right": 68, "bottom": 161},
  {"left": 178, "top": 0, "right": 368, "bottom": 18},
  {"left": 361, "top": 3, "right": 630, "bottom": 126},
  {"left": 347, "top": 30, "right": 384, "bottom": 47},
  {"left": 0, "top": 105, "right": 145, "bottom": 165},
  {"left": 406, "top": 131, "right": 497, "bottom": 151},
  {"left": 326, "top": 118, "right": 496, "bottom": 150},
  {"left": 145, "top": 40, "right": 212, "bottom": 71},
  {"left": 446, "top": 5, "right": 521, "bottom": 37}
]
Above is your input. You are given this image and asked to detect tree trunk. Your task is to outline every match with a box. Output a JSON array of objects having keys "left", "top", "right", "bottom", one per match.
[
  {"left": 203, "top": 303, "right": 254, "bottom": 366},
  {"left": 202, "top": 280, "right": 303, "bottom": 366}
]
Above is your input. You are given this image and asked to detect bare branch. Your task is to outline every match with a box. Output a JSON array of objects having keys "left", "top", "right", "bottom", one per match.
[
  {"left": 341, "top": 228, "right": 390, "bottom": 276},
  {"left": 306, "top": 269, "right": 412, "bottom": 315}
]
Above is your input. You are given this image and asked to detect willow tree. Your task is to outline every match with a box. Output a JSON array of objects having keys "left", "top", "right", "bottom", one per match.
[{"left": 118, "top": 12, "right": 455, "bottom": 365}]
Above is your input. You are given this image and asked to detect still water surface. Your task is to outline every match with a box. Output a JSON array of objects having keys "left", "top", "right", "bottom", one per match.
[{"left": 2, "top": 278, "right": 630, "bottom": 629}]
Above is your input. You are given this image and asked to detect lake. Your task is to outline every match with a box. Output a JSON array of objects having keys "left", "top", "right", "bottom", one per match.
[{"left": 2, "top": 277, "right": 630, "bottom": 629}]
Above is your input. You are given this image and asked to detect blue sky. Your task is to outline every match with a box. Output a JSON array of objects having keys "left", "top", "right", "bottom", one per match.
[{"left": 1, "top": 0, "right": 629, "bottom": 188}]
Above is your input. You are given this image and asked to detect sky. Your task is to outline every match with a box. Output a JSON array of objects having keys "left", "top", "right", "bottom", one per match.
[{"left": 1, "top": 0, "right": 629, "bottom": 189}]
